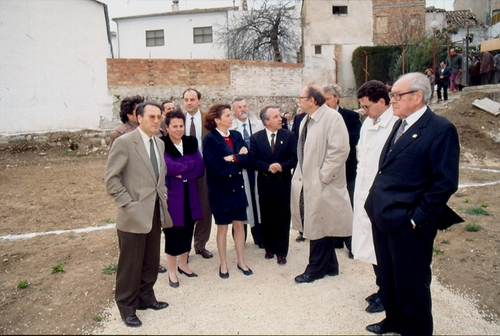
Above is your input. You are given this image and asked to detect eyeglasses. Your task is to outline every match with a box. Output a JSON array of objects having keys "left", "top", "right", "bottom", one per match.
[
  {"left": 389, "top": 90, "right": 417, "bottom": 101},
  {"left": 360, "top": 103, "right": 374, "bottom": 111},
  {"left": 297, "top": 96, "right": 309, "bottom": 100}
]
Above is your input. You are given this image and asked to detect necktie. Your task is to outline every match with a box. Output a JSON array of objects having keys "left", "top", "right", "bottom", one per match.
[
  {"left": 373, "top": 117, "right": 380, "bottom": 125},
  {"left": 300, "top": 116, "right": 311, "bottom": 167},
  {"left": 149, "top": 139, "right": 159, "bottom": 181},
  {"left": 270, "top": 133, "right": 275, "bottom": 153},
  {"left": 242, "top": 123, "right": 250, "bottom": 147},
  {"left": 394, "top": 119, "right": 407, "bottom": 143},
  {"left": 190, "top": 117, "right": 196, "bottom": 138}
]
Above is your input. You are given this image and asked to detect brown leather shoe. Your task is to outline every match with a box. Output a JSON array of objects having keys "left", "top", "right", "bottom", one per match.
[
  {"left": 196, "top": 248, "right": 213, "bottom": 259},
  {"left": 265, "top": 252, "right": 274, "bottom": 259},
  {"left": 277, "top": 256, "right": 287, "bottom": 265}
]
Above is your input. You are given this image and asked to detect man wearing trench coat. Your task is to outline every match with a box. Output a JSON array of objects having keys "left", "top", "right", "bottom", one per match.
[{"left": 291, "top": 84, "right": 353, "bottom": 283}]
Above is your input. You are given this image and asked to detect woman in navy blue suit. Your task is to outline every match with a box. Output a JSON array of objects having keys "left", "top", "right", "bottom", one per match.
[{"left": 203, "top": 103, "right": 253, "bottom": 278}]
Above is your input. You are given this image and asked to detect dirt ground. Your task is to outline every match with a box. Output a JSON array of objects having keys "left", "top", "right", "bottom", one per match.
[{"left": 0, "top": 89, "right": 499, "bottom": 334}]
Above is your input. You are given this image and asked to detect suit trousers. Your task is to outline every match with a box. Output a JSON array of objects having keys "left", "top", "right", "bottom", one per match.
[
  {"left": 436, "top": 83, "right": 448, "bottom": 100},
  {"left": 305, "top": 236, "right": 339, "bottom": 278},
  {"left": 259, "top": 195, "right": 291, "bottom": 257},
  {"left": 115, "top": 199, "right": 161, "bottom": 320},
  {"left": 373, "top": 222, "right": 436, "bottom": 336},
  {"left": 193, "top": 172, "right": 212, "bottom": 251}
]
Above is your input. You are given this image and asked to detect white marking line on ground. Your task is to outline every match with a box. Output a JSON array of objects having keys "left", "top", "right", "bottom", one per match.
[
  {"left": 0, "top": 223, "right": 115, "bottom": 242},
  {"left": 459, "top": 180, "right": 500, "bottom": 188}
]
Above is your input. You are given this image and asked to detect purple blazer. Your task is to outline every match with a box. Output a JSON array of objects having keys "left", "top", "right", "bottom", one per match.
[{"left": 161, "top": 135, "right": 204, "bottom": 227}]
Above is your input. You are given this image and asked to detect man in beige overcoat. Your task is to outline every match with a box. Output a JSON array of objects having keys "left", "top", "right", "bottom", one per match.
[
  {"left": 105, "top": 101, "right": 173, "bottom": 327},
  {"left": 292, "top": 84, "right": 353, "bottom": 283}
]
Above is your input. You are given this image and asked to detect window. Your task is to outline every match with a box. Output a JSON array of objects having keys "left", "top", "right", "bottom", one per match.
[
  {"left": 146, "top": 30, "right": 164, "bottom": 47},
  {"left": 332, "top": 6, "right": 348, "bottom": 15},
  {"left": 314, "top": 45, "right": 322, "bottom": 55},
  {"left": 193, "top": 26, "right": 213, "bottom": 44}
]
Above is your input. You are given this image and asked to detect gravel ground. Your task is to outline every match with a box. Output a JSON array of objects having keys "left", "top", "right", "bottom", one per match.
[{"left": 95, "top": 229, "right": 500, "bottom": 335}]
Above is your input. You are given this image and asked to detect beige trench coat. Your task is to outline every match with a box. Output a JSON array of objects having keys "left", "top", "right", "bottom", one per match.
[{"left": 291, "top": 105, "right": 353, "bottom": 240}]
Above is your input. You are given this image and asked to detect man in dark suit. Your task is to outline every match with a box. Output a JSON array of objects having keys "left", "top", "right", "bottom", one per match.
[
  {"left": 105, "top": 101, "right": 172, "bottom": 328},
  {"left": 250, "top": 105, "right": 297, "bottom": 265},
  {"left": 364, "top": 72, "right": 461, "bottom": 335},
  {"left": 436, "top": 61, "right": 451, "bottom": 102},
  {"left": 322, "top": 83, "right": 361, "bottom": 258},
  {"left": 183, "top": 88, "right": 214, "bottom": 259}
]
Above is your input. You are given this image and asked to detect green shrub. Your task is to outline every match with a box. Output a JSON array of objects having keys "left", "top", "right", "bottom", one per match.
[
  {"left": 51, "top": 263, "right": 65, "bottom": 274},
  {"left": 465, "top": 223, "right": 483, "bottom": 232},
  {"left": 17, "top": 280, "right": 30, "bottom": 289}
]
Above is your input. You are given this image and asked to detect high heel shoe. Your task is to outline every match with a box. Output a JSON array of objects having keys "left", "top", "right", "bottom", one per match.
[
  {"left": 219, "top": 266, "right": 229, "bottom": 279},
  {"left": 178, "top": 266, "right": 198, "bottom": 278},
  {"left": 168, "top": 275, "right": 179, "bottom": 288},
  {"left": 237, "top": 264, "right": 253, "bottom": 276}
]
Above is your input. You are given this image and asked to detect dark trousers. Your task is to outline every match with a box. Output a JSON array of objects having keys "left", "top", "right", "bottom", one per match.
[
  {"left": 115, "top": 199, "right": 161, "bottom": 320},
  {"left": 305, "top": 236, "right": 338, "bottom": 278},
  {"left": 194, "top": 172, "right": 212, "bottom": 251},
  {"left": 436, "top": 82, "right": 448, "bottom": 100},
  {"left": 372, "top": 223, "right": 436, "bottom": 336},
  {"left": 259, "top": 195, "right": 291, "bottom": 257}
]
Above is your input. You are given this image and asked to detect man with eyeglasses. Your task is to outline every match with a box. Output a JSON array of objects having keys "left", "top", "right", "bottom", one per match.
[
  {"left": 364, "top": 73, "right": 462, "bottom": 335},
  {"left": 291, "top": 84, "right": 352, "bottom": 284},
  {"left": 105, "top": 101, "right": 172, "bottom": 327},
  {"left": 352, "top": 80, "right": 398, "bottom": 315}
]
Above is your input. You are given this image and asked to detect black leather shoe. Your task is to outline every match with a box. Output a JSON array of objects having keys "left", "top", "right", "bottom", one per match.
[
  {"left": 237, "top": 264, "right": 253, "bottom": 276},
  {"left": 265, "top": 252, "right": 274, "bottom": 259},
  {"left": 178, "top": 266, "right": 198, "bottom": 277},
  {"left": 158, "top": 265, "right": 167, "bottom": 273},
  {"left": 365, "top": 321, "right": 398, "bottom": 334},
  {"left": 326, "top": 270, "right": 339, "bottom": 276},
  {"left": 365, "top": 298, "right": 384, "bottom": 313},
  {"left": 295, "top": 233, "right": 306, "bottom": 242},
  {"left": 123, "top": 315, "right": 142, "bottom": 327},
  {"left": 365, "top": 292, "right": 377, "bottom": 303},
  {"left": 138, "top": 301, "right": 169, "bottom": 310},
  {"left": 169, "top": 276, "right": 179, "bottom": 288},
  {"left": 348, "top": 251, "right": 354, "bottom": 259},
  {"left": 294, "top": 273, "right": 316, "bottom": 283},
  {"left": 196, "top": 248, "right": 213, "bottom": 259},
  {"left": 219, "top": 266, "right": 229, "bottom": 279},
  {"left": 277, "top": 256, "right": 287, "bottom": 265}
]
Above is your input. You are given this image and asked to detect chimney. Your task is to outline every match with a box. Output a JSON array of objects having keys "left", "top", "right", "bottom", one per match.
[{"left": 172, "top": 0, "right": 179, "bottom": 12}]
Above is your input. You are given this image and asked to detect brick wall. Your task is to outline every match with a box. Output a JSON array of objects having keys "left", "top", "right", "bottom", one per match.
[{"left": 107, "top": 59, "right": 303, "bottom": 119}]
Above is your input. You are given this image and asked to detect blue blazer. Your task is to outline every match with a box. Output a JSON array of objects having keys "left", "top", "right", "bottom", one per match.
[
  {"left": 203, "top": 130, "right": 249, "bottom": 214},
  {"left": 364, "top": 108, "right": 462, "bottom": 235}
]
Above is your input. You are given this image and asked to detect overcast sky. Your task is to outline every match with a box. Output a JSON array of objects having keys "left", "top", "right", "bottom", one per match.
[{"left": 102, "top": 0, "right": 455, "bottom": 30}]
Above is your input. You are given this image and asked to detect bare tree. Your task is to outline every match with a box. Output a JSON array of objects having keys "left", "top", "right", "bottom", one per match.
[{"left": 215, "top": 0, "right": 301, "bottom": 62}]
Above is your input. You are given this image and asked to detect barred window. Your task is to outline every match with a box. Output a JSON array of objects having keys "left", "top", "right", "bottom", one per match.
[
  {"left": 146, "top": 30, "right": 164, "bottom": 47},
  {"left": 193, "top": 26, "right": 213, "bottom": 44}
]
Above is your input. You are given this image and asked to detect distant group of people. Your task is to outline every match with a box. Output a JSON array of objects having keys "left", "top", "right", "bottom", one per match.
[
  {"left": 425, "top": 48, "right": 500, "bottom": 104},
  {"left": 105, "top": 71, "right": 462, "bottom": 335}
]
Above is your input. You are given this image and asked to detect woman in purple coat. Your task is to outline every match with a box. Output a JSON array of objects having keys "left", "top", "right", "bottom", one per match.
[{"left": 160, "top": 109, "right": 204, "bottom": 288}]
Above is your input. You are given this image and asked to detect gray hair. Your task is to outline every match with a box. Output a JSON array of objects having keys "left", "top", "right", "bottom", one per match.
[
  {"left": 259, "top": 105, "right": 280, "bottom": 125},
  {"left": 231, "top": 97, "right": 245, "bottom": 109},
  {"left": 322, "top": 83, "right": 341, "bottom": 97},
  {"left": 399, "top": 72, "right": 431, "bottom": 104}
]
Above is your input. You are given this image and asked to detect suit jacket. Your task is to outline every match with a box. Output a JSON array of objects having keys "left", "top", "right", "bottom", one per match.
[
  {"left": 203, "top": 130, "right": 250, "bottom": 214},
  {"left": 436, "top": 66, "right": 452, "bottom": 86},
  {"left": 337, "top": 107, "right": 361, "bottom": 183},
  {"left": 364, "top": 108, "right": 462, "bottom": 235},
  {"left": 105, "top": 128, "right": 173, "bottom": 234},
  {"left": 291, "top": 113, "right": 307, "bottom": 146},
  {"left": 249, "top": 128, "right": 297, "bottom": 198}
]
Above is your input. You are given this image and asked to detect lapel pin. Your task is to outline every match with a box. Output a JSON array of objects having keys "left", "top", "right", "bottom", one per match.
[
  {"left": 280, "top": 141, "right": 283, "bottom": 144},
  {"left": 412, "top": 134, "right": 418, "bottom": 138}
]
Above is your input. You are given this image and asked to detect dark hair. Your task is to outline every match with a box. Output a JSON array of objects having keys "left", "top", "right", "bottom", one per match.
[
  {"left": 165, "top": 109, "right": 185, "bottom": 127},
  {"left": 357, "top": 80, "right": 390, "bottom": 105},
  {"left": 182, "top": 88, "right": 202, "bottom": 100},
  {"left": 161, "top": 100, "right": 174, "bottom": 107},
  {"left": 135, "top": 101, "right": 162, "bottom": 118},
  {"left": 204, "top": 103, "right": 231, "bottom": 131},
  {"left": 119, "top": 95, "right": 144, "bottom": 123},
  {"left": 305, "top": 85, "right": 326, "bottom": 106},
  {"left": 260, "top": 105, "right": 280, "bottom": 123}
]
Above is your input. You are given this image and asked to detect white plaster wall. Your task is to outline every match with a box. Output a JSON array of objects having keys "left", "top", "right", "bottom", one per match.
[
  {"left": 0, "top": 0, "right": 113, "bottom": 135},
  {"left": 115, "top": 11, "right": 229, "bottom": 59},
  {"left": 302, "top": 0, "right": 373, "bottom": 92}
]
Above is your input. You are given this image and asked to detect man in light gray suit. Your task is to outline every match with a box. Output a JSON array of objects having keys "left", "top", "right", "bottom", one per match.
[{"left": 105, "top": 101, "right": 173, "bottom": 328}]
